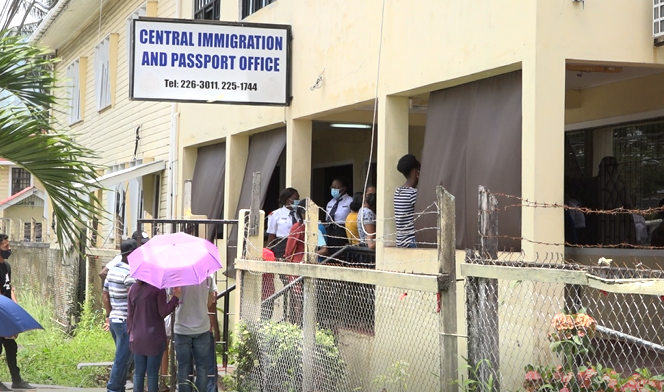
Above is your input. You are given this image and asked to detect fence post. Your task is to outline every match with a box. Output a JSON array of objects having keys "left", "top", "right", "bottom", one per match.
[
  {"left": 301, "top": 199, "right": 319, "bottom": 392},
  {"left": 437, "top": 186, "right": 458, "bottom": 391},
  {"left": 466, "top": 185, "right": 500, "bottom": 391},
  {"left": 249, "top": 172, "right": 261, "bottom": 237}
]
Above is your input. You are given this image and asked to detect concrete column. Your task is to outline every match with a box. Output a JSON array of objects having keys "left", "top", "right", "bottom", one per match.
[
  {"left": 224, "top": 134, "right": 249, "bottom": 235},
  {"left": 376, "top": 95, "right": 410, "bottom": 266},
  {"left": 521, "top": 55, "right": 566, "bottom": 257},
  {"left": 286, "top": 118, "right": 312, "bottom": 197}
]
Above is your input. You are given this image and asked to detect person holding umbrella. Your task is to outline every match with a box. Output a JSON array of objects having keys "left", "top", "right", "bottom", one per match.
[
  {"left": 0, "top": 234, "right": 35, "bottom": 391},
  {"left": 104, "top": 239, "right": 138, "bottom": 392},
  {"left": 127, "top": 280, "right": 181, "bottom": 392},
  {"left": 127, "top": 232, "right": 222, "bottom": 392}
]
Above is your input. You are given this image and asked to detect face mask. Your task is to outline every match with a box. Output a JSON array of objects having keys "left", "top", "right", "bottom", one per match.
[
  {"left": 367, "top": 194, "right": 376, "bottom": 207},
  {"left": 331, "top": 189, "right": 341, "bottom": 199},
  {"left": 292, "top": 200, "right": 300, "bottom": 208},
  {"left": 1, "top": 249, "right": 11, "bottom": 259}
]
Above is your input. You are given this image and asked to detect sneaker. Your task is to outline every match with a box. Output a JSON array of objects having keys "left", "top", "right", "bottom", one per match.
[
  {"left": 0, "top": 382, "right": 11, "bottom": 391},
  {"left": 11, "top": 381, "right": 35, "bottom": 390}
]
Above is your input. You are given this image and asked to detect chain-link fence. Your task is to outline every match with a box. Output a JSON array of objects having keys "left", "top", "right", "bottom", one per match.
[
  {"left": 234, "top": 269, "right": 443, "bottom": 392},
  {"left": 463, "top": 252, "right": 664, "bottom": 392}
]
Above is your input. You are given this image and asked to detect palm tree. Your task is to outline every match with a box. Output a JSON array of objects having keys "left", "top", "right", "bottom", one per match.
[
  {"left": 0, "top": 30, "right": 102, "bottom": 248},
  {"left": 1, "top": 0, "right": 57, "bottom": 36}
]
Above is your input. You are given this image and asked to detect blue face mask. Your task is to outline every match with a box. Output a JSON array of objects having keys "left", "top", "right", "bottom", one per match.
[
  {"left": 331, "top": 189, "right": 341, "bottom": 199},
  {"left": 292, "top": 200, "right": 300, "bottom": 208}
]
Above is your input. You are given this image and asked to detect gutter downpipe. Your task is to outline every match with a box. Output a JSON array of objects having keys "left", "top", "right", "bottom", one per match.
[{"left": 167, "top": 0, "right": 182, "bottom": 220}]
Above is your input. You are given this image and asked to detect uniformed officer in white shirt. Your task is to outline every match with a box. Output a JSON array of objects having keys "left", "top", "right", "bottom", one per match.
[
  {"left": 325, "top": 178, "right": 353, "bottom": 250},
  {"left": 267, "top": 187, "right": 300, "bottom": 259}
]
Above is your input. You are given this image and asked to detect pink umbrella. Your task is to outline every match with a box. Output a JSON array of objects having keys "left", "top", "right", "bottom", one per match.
[{"left": 128, "top": 232, "right": 222, "bottom": 288}]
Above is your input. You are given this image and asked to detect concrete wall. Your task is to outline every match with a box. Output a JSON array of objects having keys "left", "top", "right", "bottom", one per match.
[{"left": 9, "top": 242, "right": 79, "bottom": 327}]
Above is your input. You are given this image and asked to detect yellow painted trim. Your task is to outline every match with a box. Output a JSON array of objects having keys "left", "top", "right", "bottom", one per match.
[
  {"left": 235, "top": 258, "right": 444, "bottom": 293},
  {"left": 108, "top": 33, "right": 119, "bottom": 109},
  {"left": 460, "top": 263, "right": 664, "bottom": 296},
  {"left": 78, "top": 56, "right": 87, "bottom": 122},
  {"left": 146, "top": 1, "right": 158, "bottom": 17}
]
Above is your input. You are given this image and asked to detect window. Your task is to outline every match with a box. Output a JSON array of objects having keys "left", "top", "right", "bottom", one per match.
[
  {"left": 94, "top": 35, "right": 114, "bottom": 111},
  {"left": 126, "top": 178, "right": 143, "bottom": 236},
  {"left": 127, "top": 4, "right": 148, "bottom": 66},
  {"left": 564, "top": 119, "right": 664, "bottom": 246},
  {"left": 66, "top": 59, "right": 83, "bottom": 124},
  {"left": 241, "top": 0, "right": 277, "bottom": 19},
  {"left": 11, "top": 168, "right": 31, "bottom": 195},
  {"left": 106, "top": 185, "right": 126, "bottom": 243},
  {"left": 194, "top": 0, "right": 220, "bottom": 20}
]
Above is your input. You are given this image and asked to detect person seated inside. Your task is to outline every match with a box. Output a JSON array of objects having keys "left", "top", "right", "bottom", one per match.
[
  {"left": 651, "top": 199, "right": 664, "bottom": 247},
  {"left": 345, "top": 192, "right": 363, "bottom": 246},
  {"left": 358, "top": 186, "right": 377, "bottom": 250}
]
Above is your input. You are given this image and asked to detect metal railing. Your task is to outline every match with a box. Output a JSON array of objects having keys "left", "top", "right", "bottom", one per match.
[{"left": 216, "top": 284, "right": 236, "bottom": 369}]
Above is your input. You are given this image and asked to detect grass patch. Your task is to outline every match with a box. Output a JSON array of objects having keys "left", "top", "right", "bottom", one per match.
[{"left": 0, "top": 290, "right": 115, "bottom": 388}]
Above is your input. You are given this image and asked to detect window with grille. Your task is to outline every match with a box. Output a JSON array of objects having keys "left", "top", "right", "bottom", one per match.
[
  {"left": 95, "top": 35, "right": 112, "bottom": 111},
  {"left": 23, "top": 222, "right": 31, "bottom": 242},
  {"left": 241, "top": 0, "right": 277, "bottom": 19},
  {"left": 66, "top": 60, "right": 82, "bottom": 124},
  {"left": 654, "top": 0, "right": 664, "bottom": 38},
  {"left": 11, "top": 168, "right": 31, "bottom": 195},
  {"left": 564, "top": 118, "right": 664, "bottom": 246},
  {"left": 194, "top": 0, "right": 220, "bottom": 20},
  {"left": 35, "top": 223, "right": 42, "bottom": 242}
]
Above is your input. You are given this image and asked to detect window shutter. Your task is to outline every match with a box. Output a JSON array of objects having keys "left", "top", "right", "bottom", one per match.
[
  {"left": 95, "top": 36, "right": 112, "bottom": 111},
  {"left": 126, "top": 4, "right": 148, "bottom": 67},
  {"left": 66, "top": 60, "right": 81, "bottom": 124}
]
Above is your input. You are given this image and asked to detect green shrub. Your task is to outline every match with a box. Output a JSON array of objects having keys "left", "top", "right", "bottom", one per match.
[
  {"left": 228, "top": 320, "right": 346, "bottom": 392},
  {"left": 0, "top": 290, "right": 115, "bottom": 388}
]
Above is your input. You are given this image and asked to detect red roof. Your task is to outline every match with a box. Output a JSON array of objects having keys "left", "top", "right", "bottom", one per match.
[{"left": 0, "top": 186, "right": 36, "bottom": 207}]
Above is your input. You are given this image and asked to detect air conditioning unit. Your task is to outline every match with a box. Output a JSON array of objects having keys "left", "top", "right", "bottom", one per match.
[{"left": 655, "top": 0, "right": 664, "bottom": 38}]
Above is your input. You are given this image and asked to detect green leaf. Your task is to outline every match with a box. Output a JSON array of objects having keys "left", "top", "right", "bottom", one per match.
[{"left": 0, "top": 30, "right": 103, "bottom": 251}]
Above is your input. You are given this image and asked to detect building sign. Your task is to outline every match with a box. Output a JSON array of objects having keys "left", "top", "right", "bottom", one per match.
[{"left": 130, "top": 18, "right": 291, "bottom": 106}]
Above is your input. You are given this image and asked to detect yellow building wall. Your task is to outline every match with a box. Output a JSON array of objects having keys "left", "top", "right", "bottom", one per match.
[
  {"left": 5, "top": 206, "right": 45, "bottom": 225},
  {"left": 566, "top": 72, "right": 664, "bottom": 126},
  {"left": 47, "top": 0, "right": 178, "bottom": 245}
]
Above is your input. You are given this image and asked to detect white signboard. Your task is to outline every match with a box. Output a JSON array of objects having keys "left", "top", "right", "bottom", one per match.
[{"left": 130, "top": 18, "right": 291, "bottom": 106}]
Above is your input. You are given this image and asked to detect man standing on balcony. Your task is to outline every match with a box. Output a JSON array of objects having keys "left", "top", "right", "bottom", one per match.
[
  {"left": 103, "top": 239, "right": 138, "bottom": 392},
  {"left": 0, "top": 234, "right": 35, "bottom": 391}
]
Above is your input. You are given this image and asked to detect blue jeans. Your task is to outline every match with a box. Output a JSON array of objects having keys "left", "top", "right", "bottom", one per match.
[
  {"left": 207, "top": 331, "right": 217, "bottom": 392},
  {"left": 108, "top": 320, "right": 131, "bottom": 392},
  {"left": 174, "top": 332, "right": 211, "bottom": 392},
  {"left": 133, "top": 343, "right": 165, "bottom": 392}
]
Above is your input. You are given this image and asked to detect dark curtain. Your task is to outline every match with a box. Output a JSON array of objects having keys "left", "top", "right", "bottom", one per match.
[
  {"left": 415, "top": 71, "right": 522, "bottom": 250},
  {"left": 226, "top": 128, "right": 286, "bottom": 276},
  {"left": 191, "top": 142, "right": 226, "bottom": 241}
]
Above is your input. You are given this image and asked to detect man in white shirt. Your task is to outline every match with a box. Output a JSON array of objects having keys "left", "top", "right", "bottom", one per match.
[
  {"left": 325, "top": 178, "right": 353, "bottom": 251},
  {"left": 173, "top": 277, "right": 215, "bottom": 392}
]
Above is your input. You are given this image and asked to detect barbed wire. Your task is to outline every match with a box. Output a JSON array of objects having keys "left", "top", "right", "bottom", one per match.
[
  {"left": 482, "top": 190, "right": 664, "bottom": 215},
  {"left": 240, "top": 202, "right": 442, "bottom": 267}
]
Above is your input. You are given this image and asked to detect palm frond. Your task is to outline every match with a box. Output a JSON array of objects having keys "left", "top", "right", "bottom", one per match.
[{"left": 0, "top": 30, "right": 103, "bottom": 250}]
